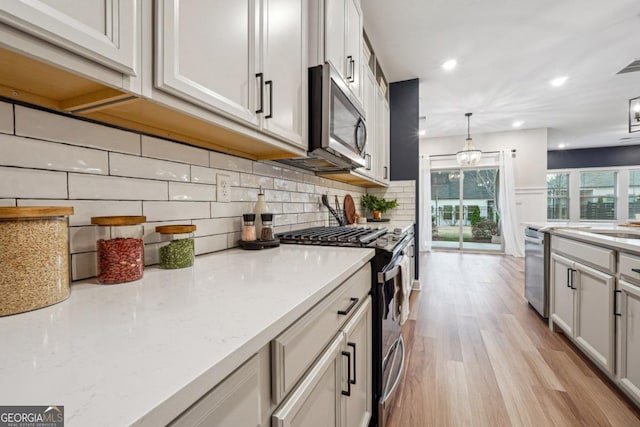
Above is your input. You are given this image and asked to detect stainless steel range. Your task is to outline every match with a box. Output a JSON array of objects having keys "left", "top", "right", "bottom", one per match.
[{"left": 277, "top": 225, "right": 415, "bottom": 427}]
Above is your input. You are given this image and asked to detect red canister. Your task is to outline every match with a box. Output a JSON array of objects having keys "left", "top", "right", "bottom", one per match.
[{"left": 91, "top": 216, "right": 146, "bottom": 284}]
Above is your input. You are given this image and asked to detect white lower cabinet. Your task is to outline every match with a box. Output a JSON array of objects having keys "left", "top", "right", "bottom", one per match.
[
  {"left": 273, "top": 297, "right": 372, "bottom": 427},
  {"left": 272, "top": 333, "right": 344, "bottom": 427},
  {"left": 171, "top": 264, "right": 373, "bottom": 427},
  {"left": 341, "top": 298, "right": 372, "bottom": 427},
  {"left": 618, "top": 279, "right": 640, "bottom": 404},
  {"left": 550, "top": 249, "right": 615, "bottom": 374},
  {"left": 170, "top": 346, "right": 272, "bottom": 427},
  {"left": 550, "top": 252, "right": 575, "bottom": 336}
]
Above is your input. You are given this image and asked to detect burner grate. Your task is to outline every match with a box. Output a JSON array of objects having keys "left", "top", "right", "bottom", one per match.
[{"left": 277, "top": 226, "right": 387, "bottom": 247}]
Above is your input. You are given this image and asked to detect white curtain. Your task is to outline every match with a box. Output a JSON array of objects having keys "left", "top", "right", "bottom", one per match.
[
  {"left": 498, "top": 150, "right": 524, "bottom": 257},
  {"left": 419, "top": 156, "right": 432, "bottom": 252}
]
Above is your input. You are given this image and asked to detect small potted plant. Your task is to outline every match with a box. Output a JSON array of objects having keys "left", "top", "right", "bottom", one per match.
[{"left": 361, "top": 194, "right": 399, "bottom": 220}]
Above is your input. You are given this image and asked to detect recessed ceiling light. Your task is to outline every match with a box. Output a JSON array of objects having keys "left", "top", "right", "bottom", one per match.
[
  {"left": 419, "top": 129, "right": 426, "bottom": 136},
  {"left": 558, "top": 143, "right": 568, "bottom": 149},
  {"left": 512, "top": 121, "right": 524, "bottom": 128},
  {"left": 442, "top": 59, "right": 457, "bottom": 71},
  {"left": 550, "top": 76, "right": 568, "bottom": 87}
]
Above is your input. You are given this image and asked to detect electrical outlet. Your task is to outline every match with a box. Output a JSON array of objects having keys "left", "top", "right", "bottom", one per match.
[{"left": 217, "top": 174, "right": 231, "bottom": 202}]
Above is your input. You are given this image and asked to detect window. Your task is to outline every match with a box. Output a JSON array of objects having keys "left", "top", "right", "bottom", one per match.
[
  {"left": 547, "top": 173, "right": 569, "bottom": 220},
  {"left": 630, "top": 169, "right": 640, "bottom": 219},
  {"left": 579, "top": 171, "right": 617, "bottom": 220}
]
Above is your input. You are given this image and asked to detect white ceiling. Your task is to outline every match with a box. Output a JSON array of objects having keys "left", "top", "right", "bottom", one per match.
[{"left": 362, "top": 0, "right": 640, "bottom": 150}]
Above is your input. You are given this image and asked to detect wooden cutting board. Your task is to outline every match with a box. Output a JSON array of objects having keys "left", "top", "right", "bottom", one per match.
[{"left": 344, "top": 194, "right": 356, "bottom": 224}]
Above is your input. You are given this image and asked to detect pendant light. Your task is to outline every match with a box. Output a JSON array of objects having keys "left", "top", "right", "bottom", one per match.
[{"left": 456, "top": 112, "right": 482, "bottom": 166}]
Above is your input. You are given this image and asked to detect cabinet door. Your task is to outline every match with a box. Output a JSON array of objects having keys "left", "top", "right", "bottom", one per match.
[
  {"left": 341, "top": 298, "right": 372, "bottom": 427},
  {"left": 618, "top": 280, "right": 640, "bottom": 404},
  {"left": 375, "top": 88, "right": 390, "bottom": 183},
  {"left": 0, "top": 0, "right": 138, "bottom": 74},
  {"left": 356, "top": 68, "right": 376, "bottom": 178},
  {"left": 156, "top": 0, "right": 260, "bottom": 126},
  {"left": 272, "top": 334, "right": 344, "bottom": 427},
  {"left": 261, "top": 0, "right": 307, "bottom": 147},
  {"left": 345, "top": 0, "right": 362, "bottom": 103},
  {"left": 574, "top": 262, "right": 615, "bottom": 373},
  {"left": 550, "top": 252, "right": 575, "bottom": 336},
  {"left": 325, "top": 0, "right": 346, "bottom": 78}
]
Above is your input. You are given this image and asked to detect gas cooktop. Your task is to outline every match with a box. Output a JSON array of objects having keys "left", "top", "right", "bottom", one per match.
[{"left": 276, "top": 225, "right": 409, "bottom": 252}]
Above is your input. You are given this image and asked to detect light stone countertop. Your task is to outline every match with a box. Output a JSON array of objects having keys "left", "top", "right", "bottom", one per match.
[
  {"left": 550, "top": 226, "right": 640, "bottom": 254},
  {"left": 0, "top": 245, "right": 375, "bottom": 427}
]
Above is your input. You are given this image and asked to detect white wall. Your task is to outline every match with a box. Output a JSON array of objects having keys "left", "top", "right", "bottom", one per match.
[{"left": 420, "top": 128, "right": 549, "bottom": 239}]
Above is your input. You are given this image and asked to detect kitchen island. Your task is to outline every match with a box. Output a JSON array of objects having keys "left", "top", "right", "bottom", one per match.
[
  {"left": 543, "top": 225, "right": 640, "bottom": 408},
  {"left": 0, "top": 245, "right": 374, "bottom": 426}
]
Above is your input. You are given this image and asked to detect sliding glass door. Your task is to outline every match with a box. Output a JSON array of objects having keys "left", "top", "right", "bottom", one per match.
[{"left": 430, "top": 168, "right": 502, "bottom": 252}]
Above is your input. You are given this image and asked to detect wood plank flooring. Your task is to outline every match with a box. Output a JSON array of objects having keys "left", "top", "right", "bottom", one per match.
[{"left": 387, "top": 252, "right": 640, "bottom": 427}]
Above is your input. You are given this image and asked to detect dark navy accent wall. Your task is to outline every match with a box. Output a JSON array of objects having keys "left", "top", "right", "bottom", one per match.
[
  {"left": 389, "top": 79, "right": 419, "bottom": 279},
  {"left": 548, "top": 145, "right": 640, "bottom": 169}
]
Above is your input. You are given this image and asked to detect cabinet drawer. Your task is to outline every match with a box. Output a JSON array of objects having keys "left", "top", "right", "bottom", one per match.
[
  {"left": 551, "top": 236, "right": 615, "bottom": 273},
  {"left": 619, "top": 252, "right": 640, "bottom": 284},
  {"left": 170, "top": 351, "right": 264, "bottom": 427},
  {"left": 272, "top": 263, "right": 371, "bottom": 403}
]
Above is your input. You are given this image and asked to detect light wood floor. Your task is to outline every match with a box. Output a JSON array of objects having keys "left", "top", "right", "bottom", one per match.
[{"left": 387, "top": 252, "right": 640, "bottom": 427}]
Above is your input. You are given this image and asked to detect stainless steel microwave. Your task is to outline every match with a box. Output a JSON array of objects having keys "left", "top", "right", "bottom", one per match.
[{"left": 278, "top": 63, "right": 367, "bottom": 172}]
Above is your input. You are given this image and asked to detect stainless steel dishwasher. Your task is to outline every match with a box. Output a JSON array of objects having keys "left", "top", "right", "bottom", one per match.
[{"left": 524, "top": 226, "right": 549, "bottom": 318}]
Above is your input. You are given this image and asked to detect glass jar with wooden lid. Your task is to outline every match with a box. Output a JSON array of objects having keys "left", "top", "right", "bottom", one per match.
[
  {"left": 91, "top": 216, "right": 146, "bottom": 284},
  {"left": 156, "top": 225, "right": 196, "bottom": 269},
  {"left": 0, "top": 206, "right": 73, "bottom": 316}
]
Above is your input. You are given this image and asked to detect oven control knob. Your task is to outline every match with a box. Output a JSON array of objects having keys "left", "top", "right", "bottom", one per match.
[
  {"left": 376, "top": 237, "right": 388, "bottom": 247},
  {"left": 393, "top": 228, "right": 403, "bottom": 235}
]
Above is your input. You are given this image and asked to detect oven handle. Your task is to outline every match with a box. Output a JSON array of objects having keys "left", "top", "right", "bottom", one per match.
[
  {"left": 380, "top": 335, "right": 405, "bottom": 404},
  {"left": 378, "top": 265, "right": 400, "bottom": 284}
]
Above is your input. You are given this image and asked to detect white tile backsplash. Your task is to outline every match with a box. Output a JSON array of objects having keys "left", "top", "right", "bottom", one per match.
[
  {"left": 253, "top": 162, "right": 283, "bottom": 178},
  {"left": 141, "top": 135, "right": 209, "bottom": 167},
  {"left": 72, "top": 252, "right": 97, "bottom": 281},
  {"left": 1, "top": 101, "right": 367, "bottom": 281},
  {"left": 69, "top": 173, "right": 168, "bottom": 200},
  {"left": 210, "top": 151, "right": 253, "bottom": 173},
  {"left": 194, "top": 234, "right": 228, "bottom": 255},
  {"left": 192, "top": 218, "right": 240, "bottom": 236},
  {"left": 367, "top": 180, "right": 416, "bottom": 222},
  {"left": 143, "top": 201, "right": 210, "bottom": 222},
  {"left": 169, "top": 182, "right": 216, "bottom": 201},
  {"left": 18, "top": 199, "right": 142, "bottom": 226},
  {"left": 0, "top": 134, "right": 109, "bottom": 174},
  {"left": 0, "top": 101, "right": 13, "bottom": 134},
  {"left": 110, "top": 152, "right": 190, "bottom": 182},
  {"left": 0, "top": 167, "right": 67, "bottom": 198},
  {"left": 15, "top": 106, "right": 140, "bottom": 154},
  {"left": 240, "top": 173, "right": 274, "bottom": 189}
]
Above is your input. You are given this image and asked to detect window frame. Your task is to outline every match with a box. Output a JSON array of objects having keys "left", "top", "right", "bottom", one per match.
[
  {"left": 547, "top": 166, "right": 636, "bottom": 223},
  {"left": 546, "top": 172, "right": 570, "bottom": 220}
]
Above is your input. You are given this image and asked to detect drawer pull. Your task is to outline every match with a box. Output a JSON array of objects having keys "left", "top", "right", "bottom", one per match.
[
  {"left": 341, "top": 350, "right": 352, "bottom": 396},
  {"left": 338, "top": 297, "right": 359, "bottom": 316},
  {"left": 632, "top": 268, "right": 640, "bottom": 274}
]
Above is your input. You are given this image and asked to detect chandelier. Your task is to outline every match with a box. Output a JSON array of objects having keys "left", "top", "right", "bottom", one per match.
[
  {"left": 630, "top": 96, "right": 640, "bottom": 133},
  {"left": 456, "top": 113, "right": 482, "bottom": 166}
]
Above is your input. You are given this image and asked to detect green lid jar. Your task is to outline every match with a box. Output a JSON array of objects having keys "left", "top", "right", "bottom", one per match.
[{"left": 156, "top": 225, "right": 196, "bottom": 269}]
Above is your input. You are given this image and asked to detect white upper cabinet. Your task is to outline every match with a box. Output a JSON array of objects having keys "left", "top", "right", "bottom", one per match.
[
  {"left": 261, "top": 0, "right": 307, "bottom": 146},
  {"left": 156, "top": 0, "right": 306, "bottom": 148},
  {"left": 356, "top": 66, "right": 376, "bottom": 179},
  {"left": 0, "top": 0, "right": 139, "bottom": 75},
  {"left": 375, "top": 87, "right": 390, "bottom": 184},
  {"left": 324, "top": 0, "right": 362, "bottom": 105},
  {"left": 156, "top": 0, "right": 260, "bottom": 126}
]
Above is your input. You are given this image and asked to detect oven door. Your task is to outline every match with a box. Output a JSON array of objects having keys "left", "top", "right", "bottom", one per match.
[{"left": 376, "top": 255, "right": 407, "bottom": 427}]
